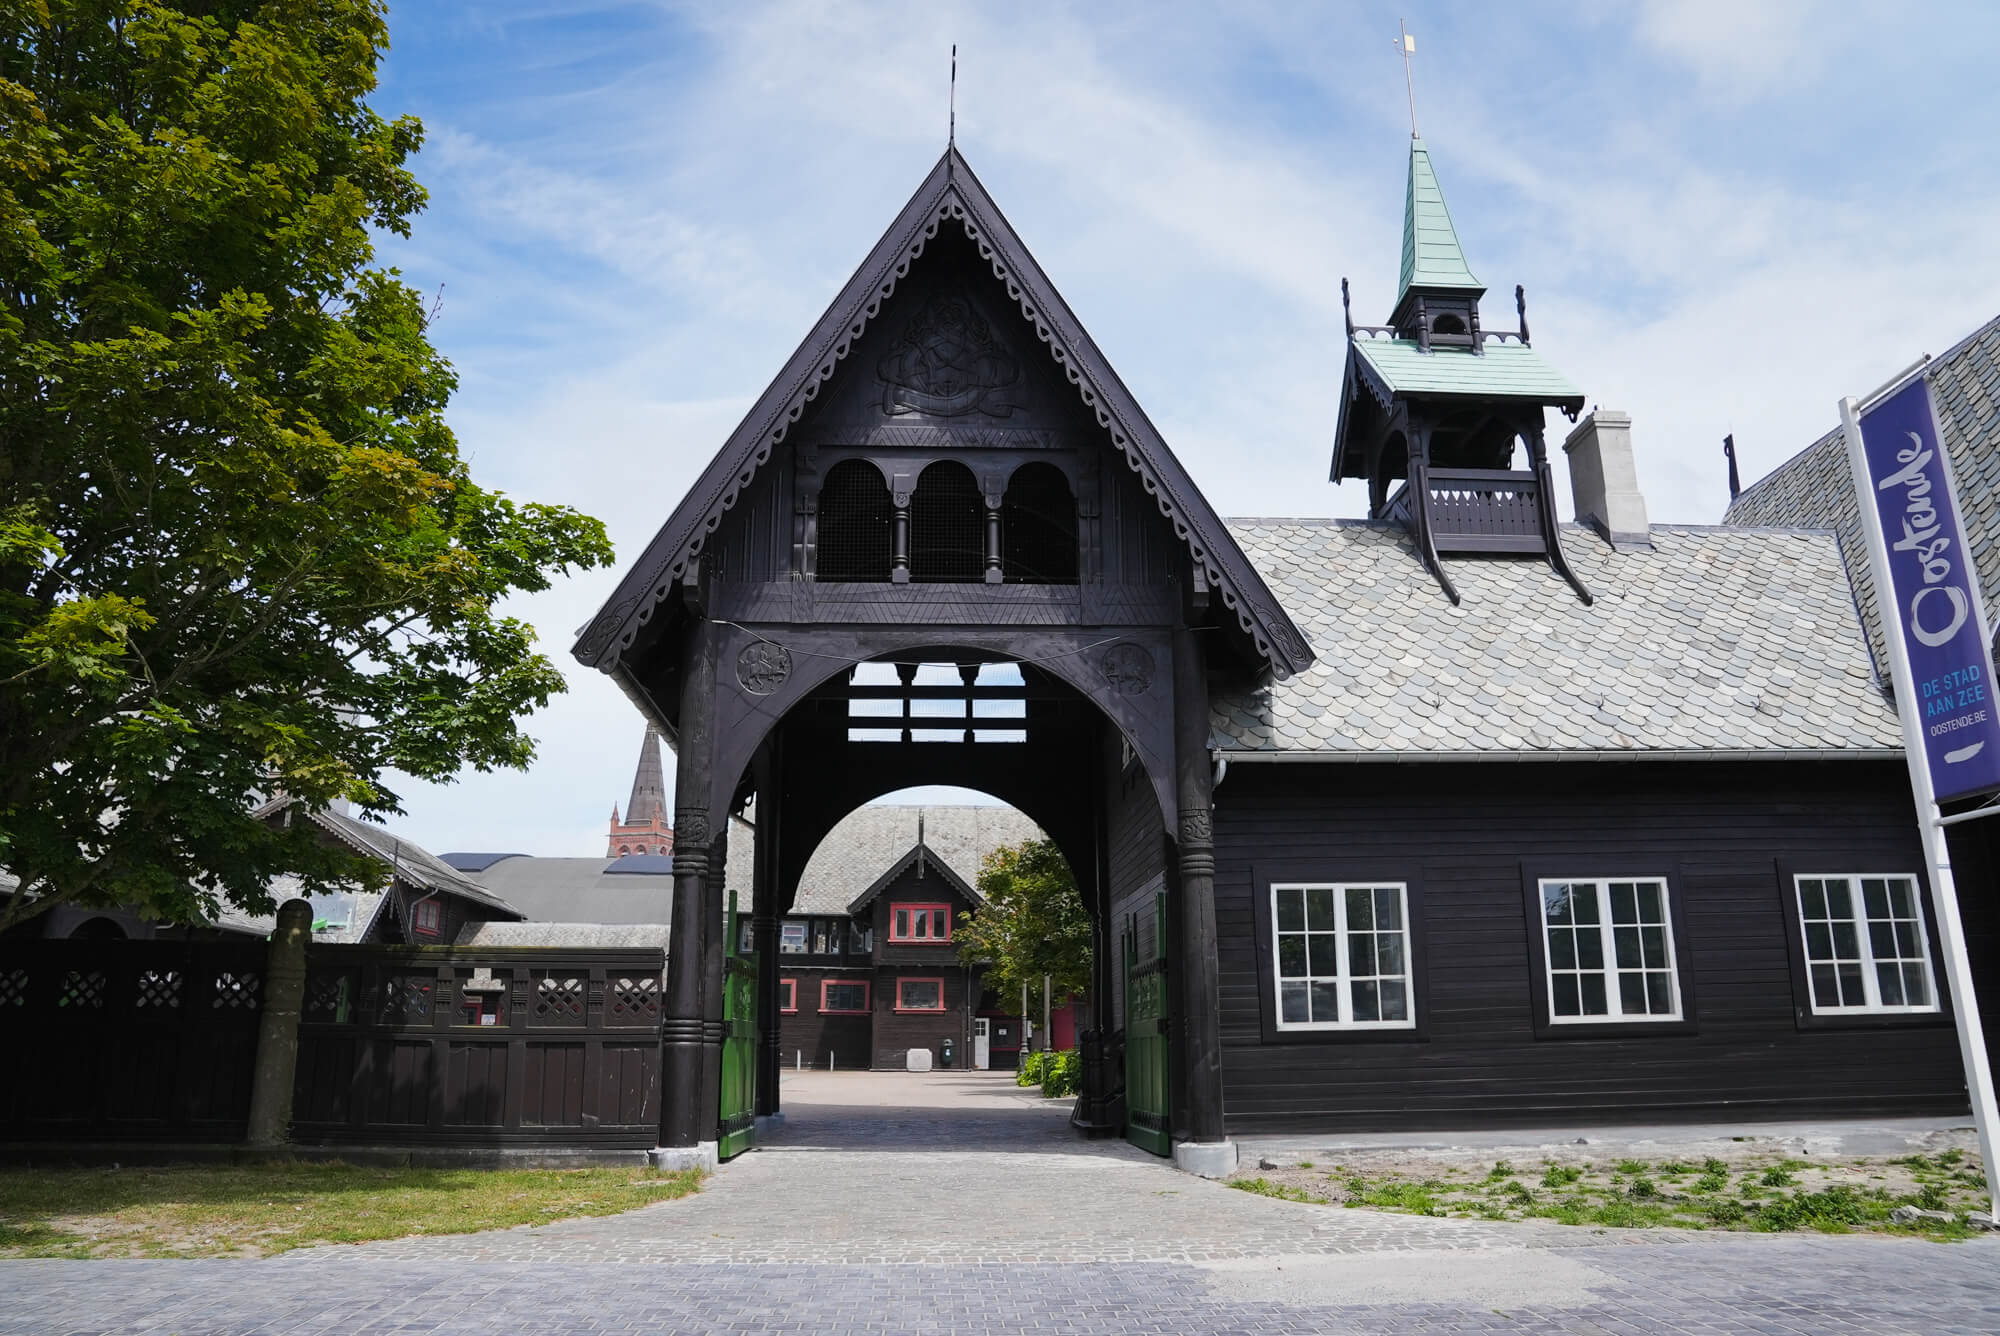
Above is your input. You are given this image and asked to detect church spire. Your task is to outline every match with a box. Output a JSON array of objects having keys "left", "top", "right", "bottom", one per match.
[
  {"left": 1398, "top": 137, "right": 1482, "bottom": 303},
  {"left": 626, "top": 725, "right": 666, "bottom": 825},
  {"left": 607, "top": 725, "right": 674, "bottom": 857}
]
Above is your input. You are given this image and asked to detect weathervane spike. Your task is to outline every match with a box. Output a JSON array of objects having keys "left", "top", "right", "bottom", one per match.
[
  {"left": 1397, "top": 19, "right": 1419, "bottom": 139},
  {"left": 949, "top": 44, "right": 957, "bottom": 148}
]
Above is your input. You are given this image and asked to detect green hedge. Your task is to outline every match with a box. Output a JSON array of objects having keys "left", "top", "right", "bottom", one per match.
[{"left": 1016, "top": 1050, "right": 1047, "bottom": 1087}]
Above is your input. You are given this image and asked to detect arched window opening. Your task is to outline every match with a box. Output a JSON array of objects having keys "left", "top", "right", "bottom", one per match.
[
  {"left": 911, "top": 461, "right": 984, "bottom": 582},
  {"left": 1431, "top": 313, "right": 1467, "bottom": 336},
  {"left": 817, "top": 459, "right": 892, "bottom": 582},
  {"left": 1001, "top": 463, "right": 1078, "bottom": 583}
]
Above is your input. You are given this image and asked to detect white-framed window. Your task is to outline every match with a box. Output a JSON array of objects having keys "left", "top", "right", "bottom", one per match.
[
  {"left": 1269, "top": 883, "right": 1413, "bottom": 1030},
  {"left": 779, "top": 920, "right": 808, "bottom": 954},
  {"left": 1794, "top": 874, "right": 1937, "bottom": 1014},
  {"left": 1538, "top": 878, "right": 1680, "bottom": 1023}
]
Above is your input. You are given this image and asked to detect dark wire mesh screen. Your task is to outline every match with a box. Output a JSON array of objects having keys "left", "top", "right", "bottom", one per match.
[
  {"left": 1001, "top": 463, "right": 1078, "bottom": 583},
  {"left": 817, "top": 459, "right": 892, "bottom": 582},
  {"left": 911, "top": 461, "right": 984, "bottom": 582}
]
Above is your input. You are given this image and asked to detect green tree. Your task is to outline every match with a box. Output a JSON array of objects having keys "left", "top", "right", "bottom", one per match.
[
  {"left": 0, "top": 2, "right": 613, "bottom": 931},
  {"left": 958, "top": 838, "right": 1091, "bottom": 1007}
]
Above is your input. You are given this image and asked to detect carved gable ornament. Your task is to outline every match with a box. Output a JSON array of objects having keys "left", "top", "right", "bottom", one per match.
[{"left": 877, "top": 297, "right": 1019, "bottom": 418}]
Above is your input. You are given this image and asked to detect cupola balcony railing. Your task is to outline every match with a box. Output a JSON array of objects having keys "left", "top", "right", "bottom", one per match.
[{"left": 1384, "top": 467, "right": 1546, "bottom": 556}]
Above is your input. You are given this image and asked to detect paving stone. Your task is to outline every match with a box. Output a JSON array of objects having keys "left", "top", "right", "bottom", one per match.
[{"left": 4, "top": 1073, "right": 1996, "bottom": 1333}]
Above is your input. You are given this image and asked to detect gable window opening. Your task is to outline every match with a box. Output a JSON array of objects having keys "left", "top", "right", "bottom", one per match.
[
  {"left": 412, "top": 896, "right": 441, "bottom": 938},
  {"left": 821, "top": 979, "right": 871, "bottom": 1014},
  {"left": 813, "top": 920, "right": 845, "bottom": 956},
  {"left": 779, "top": 920, "right": 808, "bottom": 954},
  {"left": 779, "top": 978, "right": 797, "bottom": 1014},
  {"left": 1540, "top": 878, "right": 1681, "bottom": 1023},
  {"left": 891, "top": 902, "right": 952, "bottom": 943},
  {"left": 896, "top": 977, "right": 945, "bottom": 1012},
  {"left": 1795, "top": 875, "right": 1937, "bottom": 1014},
  {"left": 1270, "top": 883, "right": 1414, "bottom": 1030},
  {"left": 846, "top": 660, "right": 1028, "bottom": 745}
]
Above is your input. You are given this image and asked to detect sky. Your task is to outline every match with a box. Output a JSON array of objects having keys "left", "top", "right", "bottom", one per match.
[{"left": 367, "top": 0, "right": 2000, "bottom": 856}]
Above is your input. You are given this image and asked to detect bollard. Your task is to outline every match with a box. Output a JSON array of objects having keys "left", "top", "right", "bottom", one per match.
[{"left": 245, "top": 898, "right": 312, "bottom": 1150}]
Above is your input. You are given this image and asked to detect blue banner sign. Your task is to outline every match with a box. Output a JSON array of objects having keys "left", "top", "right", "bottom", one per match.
[{"left": 1858, "top": 377, "right": 2000, "bottom": 802}]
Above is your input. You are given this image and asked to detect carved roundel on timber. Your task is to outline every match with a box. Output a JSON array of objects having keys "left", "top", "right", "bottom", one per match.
[
  {"left": 877, "top": 297, "right": 1019, "bottom": 418},
  {"left": 1099, "top": 642, "right": 1155, "bottom": 696},
  {"left": 735, "top": 642, "right": 793, "bottom": 695}
]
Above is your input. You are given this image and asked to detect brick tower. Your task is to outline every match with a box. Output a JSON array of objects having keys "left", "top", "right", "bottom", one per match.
[{"left": 606, "top": 725, "right": 674, "bottom": 857}]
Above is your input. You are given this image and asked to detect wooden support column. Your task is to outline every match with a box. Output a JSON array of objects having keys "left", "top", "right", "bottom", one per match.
[
  {"left": 752, "top": 748, "right": 782, "bottom": 1118},
  {"left": 1170, "top": 624, "right": 1233, "bottom": 1173},
  {"left": 697, "top": 825, "right": 729, "bottom": 1146},
  {"left": 657, "top": 620, "right": 718, "bottom": 1166}
]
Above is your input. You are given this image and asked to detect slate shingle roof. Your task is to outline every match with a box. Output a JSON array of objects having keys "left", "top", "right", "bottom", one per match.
[
  {"left": 1725, "top": 312, "right": 2000, "bottom": 680},
  {"left": 1212, "top": 519, "right": 1901, "bottom": 758},
  {"left": 792, "top": 806, "right": 1046, "bottom": 916}
]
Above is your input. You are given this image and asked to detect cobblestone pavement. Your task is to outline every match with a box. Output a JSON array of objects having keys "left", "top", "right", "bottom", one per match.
[{"left": 5, "top": 1072, "right": 1997, "bottom": 1333}]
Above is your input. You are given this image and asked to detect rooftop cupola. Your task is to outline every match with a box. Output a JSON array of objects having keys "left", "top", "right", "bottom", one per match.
[{"left": 1331, "top": 133, "right": 1591, "bottom": 607}]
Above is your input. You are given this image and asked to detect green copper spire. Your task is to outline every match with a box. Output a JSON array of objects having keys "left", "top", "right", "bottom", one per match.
[{"left": 1398, "top": 137, "right": 1482, "bottom": 300}]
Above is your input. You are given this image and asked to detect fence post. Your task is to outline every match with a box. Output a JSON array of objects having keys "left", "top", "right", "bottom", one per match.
[{"left": 245, "top": 898, "right": 312, "bottom": 1150}]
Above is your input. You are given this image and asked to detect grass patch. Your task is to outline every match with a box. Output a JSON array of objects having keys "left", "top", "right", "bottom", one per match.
[
  {"left": 1229, "top": 1177, "right": 1328, "bottom": 1205},
  {"left": 0, "top": 1161, "right": 702, "bottom": 1259},
  {"left": 1229, "top": 1144, "right": 1988, "bottom": 1243}
]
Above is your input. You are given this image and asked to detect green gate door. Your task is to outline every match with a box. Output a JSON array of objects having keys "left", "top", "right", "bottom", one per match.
[
  {"left": 718, "top": 892, "right": 758, "bottom": 1161},
  {"left": 1123, "top": 891, "right": 1171, "bottom": 1156}
]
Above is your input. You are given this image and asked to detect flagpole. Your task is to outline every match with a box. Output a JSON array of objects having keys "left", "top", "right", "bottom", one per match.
[{"left": 1841, "top": 393, "right": 2000, "bottom": 1223}]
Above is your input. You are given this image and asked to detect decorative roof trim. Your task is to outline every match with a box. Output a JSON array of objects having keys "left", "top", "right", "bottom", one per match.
[
  {"left": 573, "top": 147, "right": 1314, "bottom": 680},
  {"left": 843, "top": 839, "right": 985, "bottom": 917}
]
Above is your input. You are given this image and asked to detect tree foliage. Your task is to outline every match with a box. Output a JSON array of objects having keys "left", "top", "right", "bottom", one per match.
[
  {"left": 958, "top": 838, "right": 1091, "bottom": 1005},
  {"left": 0, "top": 2, "right": 613, "bottom": 929}
]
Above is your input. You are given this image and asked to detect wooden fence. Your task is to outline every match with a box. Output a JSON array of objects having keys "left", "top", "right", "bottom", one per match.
[{"left": 0, "top": 941, "right": 666, "bottom": 1150}]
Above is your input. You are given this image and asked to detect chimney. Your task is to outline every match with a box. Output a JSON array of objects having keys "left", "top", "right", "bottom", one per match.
[{"left": 1562, "top": 410, "right": 1652, "bottom": 550}]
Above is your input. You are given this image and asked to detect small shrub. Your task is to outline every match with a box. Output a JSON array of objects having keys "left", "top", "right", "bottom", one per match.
[
  {"left": 1754, "top": 1186, "right": 1866, "bottom": 1232},
  {"left": 1503, "top": 1180, "right": 1535, "bottom": 1206},
  {"left": 1039, "top": 1049, "right": 1080, "bottom": 1098},
  {"left": 1297, "top": 1160, "right": 1313, "bottom": 1169},
  {"left": 1701, "top": 1157, "right": 1729, "bottom": 1176},
  {"left": 1615, "top": 1159, "right": 1648, "bottom": 1176},
  {"left": 1656, "top": 1161, "right": 1694, "bottom": 1177},
  {"left": 1694, "top": 1171, "right": 1729, "bottom": 1194},
  {"left": 1939, "top": 1148, "right": 1966, "bottom": 1167},
  {"left": 1760, "top": 1166, "right": 1796, "bottom": 1188},
  {"left": 1628, "top": 1176, "right": 1658, "bottom": 1199},
  {"left": 1541, "top": 1164, "right": 1582, "bottom": 1189},
  {"left": 1705, "top": 1198, "right": 1746, "bottom": 1225},
  {"left": 1912, "top": 1182, "right": 1950, "bottom": 1212},
  {"left": 1486, "top": 1160, "right": 1515, "bottom": 1181},
  {"left": 1016, "top": 1051, "right": 1046, "bottom": 1087}
]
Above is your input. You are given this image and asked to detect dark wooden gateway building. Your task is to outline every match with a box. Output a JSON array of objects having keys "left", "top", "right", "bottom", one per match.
[{"left": 572, "top": 134, "right": 1983, "bottom": 1173}]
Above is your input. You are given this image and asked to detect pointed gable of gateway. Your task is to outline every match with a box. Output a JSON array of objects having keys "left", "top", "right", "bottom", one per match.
[{"left": 572, "top": 147, "right": 1312, "bottom": 681}]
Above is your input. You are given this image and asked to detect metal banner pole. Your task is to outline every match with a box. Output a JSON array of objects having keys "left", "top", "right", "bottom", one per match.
[{"left": 1841, "top": 393, "right": 2000, "bottom": 1222}]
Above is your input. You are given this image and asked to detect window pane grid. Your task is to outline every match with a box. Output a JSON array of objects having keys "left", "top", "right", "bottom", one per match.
[
  {"left": 1271, "top": 883, "right": 1413, "bottom": 1030},
  {"left": 1796, "top": 875, "right": 1935, "bottom": 1014},
  {"left": 1540, "top": 879, "right": 1680, "bottom": 1024}
]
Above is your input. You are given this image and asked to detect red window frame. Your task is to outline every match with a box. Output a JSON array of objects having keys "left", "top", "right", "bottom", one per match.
[
  {"left": 412, "top": 897, "right": 441, "bottom": 938},
  {"left": 895, "top": 976, "right": 946, "bottom": 1012},
  {"left": 819, "top": 979, "right": 870, "bottom": 1014},
  {"left": 889, "top": 903, "right": 952, "bottom": 943},
  {"left": 779, "top": 978, "right": 797, "bottom": 1013}
]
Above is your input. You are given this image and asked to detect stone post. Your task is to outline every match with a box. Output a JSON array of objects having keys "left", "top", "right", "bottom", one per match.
[{"left": 244, "top": 898, "right": 312, "bottom": 1151}]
